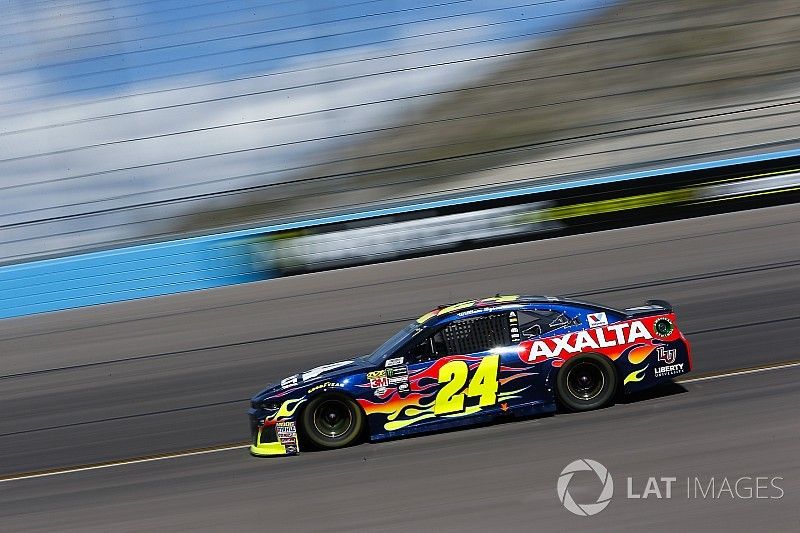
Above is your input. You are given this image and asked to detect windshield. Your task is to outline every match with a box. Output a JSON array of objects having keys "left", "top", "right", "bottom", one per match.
[{"left": 366, "top": 322, "right": 420, "bottom": 365}]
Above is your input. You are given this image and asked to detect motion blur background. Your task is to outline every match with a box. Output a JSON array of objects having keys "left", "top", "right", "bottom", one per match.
[{"left": 3, "top": 0, "right": 800, "bottom": 264}]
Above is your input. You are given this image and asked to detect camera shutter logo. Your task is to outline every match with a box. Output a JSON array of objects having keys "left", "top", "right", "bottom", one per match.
[{"left": 557, "top": 459, "right": 614, "bottom": 516}]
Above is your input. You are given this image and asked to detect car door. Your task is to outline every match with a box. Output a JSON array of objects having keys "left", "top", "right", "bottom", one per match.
[{"left": 402, "top": 311, "right": 513, "bottom": 425}]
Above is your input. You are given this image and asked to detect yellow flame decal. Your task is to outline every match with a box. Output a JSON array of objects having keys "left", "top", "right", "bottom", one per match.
[
  {"left": 438, "top": 300, "right": 476, "bottom": 315},
  {"left": 387, "top": 397, "right": 430, "bottom": 421},
  {"left": 624, "top": 365, "right": 649, "bottom": 385},
  {"left": 268, "top": 398, "right": 306, "bottom": 421},
  {"left": 416, "top": 311, "right": 439, "bottom": 324},
  {"left": 416, "top": 296, "right": 520, "bottom": 323},
  {"left": 481, "top": 295, "right": 520, "bottom": 304},
  {"left": 403, "top": 406, "right": 432, "bottom": 417},
  {"left": 497, "top": 385, "right": 531, "bottom": 402},
  {"left": 385, "top": 412, "right": 437, "bottom": 431},
  {"left": 445, "top": 405, "right": 481, "bottom": 417}
]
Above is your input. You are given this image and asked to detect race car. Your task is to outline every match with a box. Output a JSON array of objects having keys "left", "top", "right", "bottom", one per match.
[{"left": 248, "top": 295, "right": 691, "bottom": 456}]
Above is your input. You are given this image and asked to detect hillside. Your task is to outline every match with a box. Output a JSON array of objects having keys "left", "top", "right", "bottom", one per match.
[{"left": 180, "top": 0, "right": 800, "bottom": 232}]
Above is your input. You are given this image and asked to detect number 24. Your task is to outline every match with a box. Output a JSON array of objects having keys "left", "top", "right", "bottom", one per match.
[{"left": 434, "top": 355, "right": 499, "bottom": 415}]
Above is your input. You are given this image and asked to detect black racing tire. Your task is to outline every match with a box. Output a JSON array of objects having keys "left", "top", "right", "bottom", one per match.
[
  {"left": 301, "top": 393, "right": 365, "bottom": 449},
  {"left": 556, "top": 354, "right": 617, "bottom": 412}
]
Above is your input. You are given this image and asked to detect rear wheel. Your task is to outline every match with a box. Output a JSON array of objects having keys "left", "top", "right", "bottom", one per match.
[
  {"left": 301, "top": 393, "right": 365, "bottom": 449},
  {"left": 556, "top": 354, "right": 617, "bottom": 412}
]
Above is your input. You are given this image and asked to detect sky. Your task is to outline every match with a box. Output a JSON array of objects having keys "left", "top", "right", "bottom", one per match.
[{"left": 0, "top": 0, "right": 611, "bottom": 261}]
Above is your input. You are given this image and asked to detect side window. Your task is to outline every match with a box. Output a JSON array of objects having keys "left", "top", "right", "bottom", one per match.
[
  {"left": 514, "top": 309, "right": 573, "bottom": 340},
  {"left": 441, "top": 313, "right": 511, "bottom": 355},
  {"left": 406, "top": 331, "right": 447, "bottom": 363},
  {"left": 406, "top": 313, "right": 513, "bottom": 363},
  {"left": 406, "top": 330, "right": 447, "bottom": 363}
]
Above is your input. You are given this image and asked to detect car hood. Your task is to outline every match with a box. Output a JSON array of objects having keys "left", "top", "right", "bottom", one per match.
[{"left": 251, "top": 357, "right": 371, "bottom": 404}]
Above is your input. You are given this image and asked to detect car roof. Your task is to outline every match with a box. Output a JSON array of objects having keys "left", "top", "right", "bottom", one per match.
[{"left": 415, "top": 294, "right": 622, "bottom": 325}]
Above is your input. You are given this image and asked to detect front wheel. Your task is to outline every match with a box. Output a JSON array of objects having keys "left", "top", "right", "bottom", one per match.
[
  {"left": 556, "top": 354, "right": 617, "bottom": 412},
  {"left": 301, "top": 393, "right": 365, "bottom": 449}
]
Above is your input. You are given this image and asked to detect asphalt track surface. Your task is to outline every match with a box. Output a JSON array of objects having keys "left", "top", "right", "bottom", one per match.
[{"left": 1, "top": 204, "right": 799, "bottom": 531}]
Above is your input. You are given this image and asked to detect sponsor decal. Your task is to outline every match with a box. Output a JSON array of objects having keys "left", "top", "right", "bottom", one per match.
[
  {"left": 587, "top": 312, "right": 608, "bottom": 328},
  {"left": 654, "top": 363, "right": 684, "bottom": 378},
  {"left": 385, "top": 356, "right": 404, "bottom": 367},
  {"left": 656, "top": 346, "right": 677, "bottom": 365},
  {"left": 371, "top": 377, "right": 389, "bottom": 388},
  {"left": 510, "top": 312, "right": 520, "bottom": 343},
  {"left": 276, "top": 421, "right": 295, "bottom": 438},
  {"left": 527, "top": 320, "right": 653, "bottom": 361},
  {"left": 276, "top": 420, "right": 299, "bottom": 453},
  {"left": 653, "top": 318, "right": 675, "bottom": 338},
  {"left": 386, "top": 366, "right": 407, "bottom": 378},
  {"left": 372, "top": 366, "right": 408, "bottom": 390},
  {"left": 307, "top": 381, "right": 343, "bottom": 394},
  {"left": 388, "top": 377, "right": 407, "bottom": 386},
  {"left": 367, "top": 370, "right": 389, "bottom": 389},
  {"left": 624, "top": 365, "right": 649, "bottom": 385}
]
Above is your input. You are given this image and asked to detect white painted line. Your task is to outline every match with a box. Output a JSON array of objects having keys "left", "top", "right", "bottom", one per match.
[
  {"left": 3, "top": 360, "right": 800, "bottom": 484},
  {"left": 0, "top": 444, "right": 248, "bottom": 484},
  {"left": 677, "top": 361, "right": 800, "bottom": 384}
]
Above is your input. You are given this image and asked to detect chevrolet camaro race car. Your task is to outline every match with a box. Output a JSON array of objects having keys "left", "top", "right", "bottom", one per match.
[{"left": 249, "top": 295, "right": 691, "bottom": 456}]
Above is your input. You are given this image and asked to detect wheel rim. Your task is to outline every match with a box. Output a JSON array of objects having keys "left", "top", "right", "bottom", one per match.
[
  {"left": 566, "top": 361, "right": 605, "bottom": 401},
  {"left": 312, "top": 399, "right": 353, "bottom": 438}
]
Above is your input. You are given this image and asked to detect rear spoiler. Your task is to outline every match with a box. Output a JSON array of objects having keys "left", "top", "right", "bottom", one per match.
[{"left": 624, "top": 299, "right": 673, "bottom": 318}]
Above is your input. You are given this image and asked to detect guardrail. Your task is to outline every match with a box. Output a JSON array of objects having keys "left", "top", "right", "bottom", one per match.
[{"left": 2, "top": 149, "right": 799, "bottom": 320}]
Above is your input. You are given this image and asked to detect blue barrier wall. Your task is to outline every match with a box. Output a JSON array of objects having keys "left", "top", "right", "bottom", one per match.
[
  {"left": 0, "top": 236, "right": 267, "bottom": 319},
  {"left": 2, "top": 148, "right": 799, "bottom": 320}
]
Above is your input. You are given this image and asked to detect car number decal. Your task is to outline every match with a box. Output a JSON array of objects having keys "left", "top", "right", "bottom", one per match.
[{"left": 434, "top": 355, "right": 500, "bottom": 415}]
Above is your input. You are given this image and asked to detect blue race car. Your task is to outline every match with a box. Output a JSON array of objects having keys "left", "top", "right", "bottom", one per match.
[{"left": 248, "top": 295, "right": 691, "bottom": 455}]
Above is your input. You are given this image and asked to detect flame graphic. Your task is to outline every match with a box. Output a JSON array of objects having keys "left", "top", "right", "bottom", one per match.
[
  {"left": 628, "top": 343, "right": 658, "bottom": 365},
  {"left": 497, "top": 385, "right": 531, "bottom": 403},
  {"left": 384, "top": 410, "right": 436, "bottom": 431},
  {"left": 623, "top": 365, "right": 649, "bottom": 385},
  {"left": 268, "top": 398, "right": 306, "bottom": 421},
  {"left": 499, "top": 371, "right": 536, "bottom": 386}
]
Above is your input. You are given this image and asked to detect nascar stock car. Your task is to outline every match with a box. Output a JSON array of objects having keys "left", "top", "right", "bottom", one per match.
[{"left": 249, "top": 295, "right": 691, "bottom": 456}]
